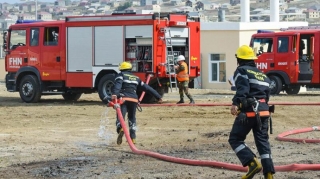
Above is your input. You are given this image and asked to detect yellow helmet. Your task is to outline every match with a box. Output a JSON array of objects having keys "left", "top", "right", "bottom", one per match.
[
  {"left": 119, "top": 61, "right": 132, "bottom": 70},
  {"left": 236, "top": 45, "right": 258, "bottom": 60}
]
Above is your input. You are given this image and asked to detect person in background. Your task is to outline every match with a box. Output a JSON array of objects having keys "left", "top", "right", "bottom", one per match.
[
  {"left": 112, "top": 61, "right": 163, "bottom": 145},
  {"left": 174, "top": 55, "right": 195, "bottom": 104},
  {"left": 228, "top": 45, "right": 275, "bottom": 179}
]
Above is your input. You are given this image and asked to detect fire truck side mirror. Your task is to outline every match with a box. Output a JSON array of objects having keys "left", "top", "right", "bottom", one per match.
[
  {"left": 2, "top": 44, "right": 7, "bottom": 52},
  {"left": 2, "top": 31, "right": 7, "bottom": 52}
]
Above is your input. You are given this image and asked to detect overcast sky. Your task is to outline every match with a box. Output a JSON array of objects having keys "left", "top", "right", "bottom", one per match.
[{"left": 0, "top": 0, "right": 58, "bottom": 3}]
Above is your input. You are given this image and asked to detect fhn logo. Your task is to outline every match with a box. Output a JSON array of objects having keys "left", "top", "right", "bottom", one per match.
[
  {"left": 256, "top": 62, "right": 267, "bottom": 70},
  {"left": 9, "top": 57, "right": 22, "bottom": 68}
]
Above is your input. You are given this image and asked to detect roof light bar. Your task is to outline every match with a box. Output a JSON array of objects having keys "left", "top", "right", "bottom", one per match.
[
  {"left": 16, "top": 20, "right": 43, "bottom": 24},
  {"left": 257, "top": 30, "right": 274, "bottom": 33}
]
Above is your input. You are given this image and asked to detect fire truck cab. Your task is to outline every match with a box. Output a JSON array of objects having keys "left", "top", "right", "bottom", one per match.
[
  {"left": 3, "top": 13, "right": 200, "bottom": 103},
  {"left": 250, "top": 27, "right": 318, "bottom": 95}
]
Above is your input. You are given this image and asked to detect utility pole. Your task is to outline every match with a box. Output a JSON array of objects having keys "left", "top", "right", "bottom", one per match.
[{"left": 35, "top": 0, "right": 38, "bottom": 20}]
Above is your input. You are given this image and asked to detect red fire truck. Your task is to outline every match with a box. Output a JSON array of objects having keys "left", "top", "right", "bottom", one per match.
[
  {"left": 250, "top": 27, "right": 318, "bottom": 95},
  {"left": 2, "top": 12, "right": 200, "bottom": 103}
]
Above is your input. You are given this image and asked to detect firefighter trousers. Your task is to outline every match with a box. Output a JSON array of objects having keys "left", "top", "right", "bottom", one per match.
[
  {"left": 228, "top": 115, "right": 275, "bottom": 175},
  {"left": 116, "top": 101, "right": 137, "bottom": 140},
  {"left": 178, "top": 81, "right": 193, "bottom": 100}
]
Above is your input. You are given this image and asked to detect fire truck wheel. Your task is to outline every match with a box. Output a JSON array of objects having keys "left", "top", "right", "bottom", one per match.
[
  {"left": 138, "top": 91, "right": 154, "bottom": 103},
  {"left": 269, "top": 75, "right": 282, "bottom": 95},
  {"left": 98, "top": 74, "right": 115, "bottom": 103},
  {"left": 62, "top": 92, "right": 82, "bottom": 101},
  {"left": 19, "top": 75, "right": 42, "bottom": 103},
  {"left": 285, "top": 85, "right": 300, "bottom": 95},
  {"left": 138, "top": 86, "right": 164, "bottom": 103}
]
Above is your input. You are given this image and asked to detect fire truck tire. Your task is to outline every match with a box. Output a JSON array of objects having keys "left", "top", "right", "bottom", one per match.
[
  {"left": 269, "top": 75, "right": 282, "bottom": 95},
  {"left": 98, "top": 74, "right": 115, "bottom": 103},
  {"left": 285, "top": 85, "right": 300, "bottom": 95},
  {"left": 62, "top": 92, "right": 82, "bottom": 101},
  {"left": 19, "top": 75, "right": 42, "bottom": 103},
  {"left": 138, "top": 86, "right": 164, "bottom": 103}
]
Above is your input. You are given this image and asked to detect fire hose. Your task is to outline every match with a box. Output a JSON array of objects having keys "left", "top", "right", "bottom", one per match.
[
  {"left": 107, "top": 99, "right": 320, "bottom": 172},
  {"left": 277, "top": 126, "right": 320, "bottom": 143},
  {"left": 138, "top": 102, "right": 320, "bottom": 107}
]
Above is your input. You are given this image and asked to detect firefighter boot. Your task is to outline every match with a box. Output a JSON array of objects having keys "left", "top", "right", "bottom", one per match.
[
  {"left": 117, "top": 128, "right": 124, "bottom": 145},
  {"left": 241, "top": 157, "right": 262, "bottom": 179},
  {"left": 264, "top": 172, "right": 273, "bottom": 179},
  {"left": 177, "top": 98, "right": 184, "bottom": 104},
  {"left": 132, "top": 138, "right": 136, "bottom": 144},
  {"left": 189, "top": 98, "right": 195, "bottom": 104}
]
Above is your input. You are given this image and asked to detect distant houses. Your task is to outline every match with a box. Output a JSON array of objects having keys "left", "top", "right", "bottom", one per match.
[{"left": 0, "top": 0, "right": 319, "bottom": 28}]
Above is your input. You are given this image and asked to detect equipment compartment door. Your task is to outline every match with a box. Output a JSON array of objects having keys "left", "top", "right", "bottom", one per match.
[
  {"left": 94, "top": 26, "right": 124, "bottom": 66},
  {"left": 125, "top": 25, "right": 152, "bottom": 38},
  {"left": 67, "top": 27, "right": 92, "bottom": 72},
  {"left": 41, "top": 25, "right": 62, "bottom": 80}
]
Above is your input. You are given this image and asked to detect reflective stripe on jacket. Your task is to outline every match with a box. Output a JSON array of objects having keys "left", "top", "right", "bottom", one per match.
[{"left": 176, "top": 62, "right": 189, "bottom": 82}]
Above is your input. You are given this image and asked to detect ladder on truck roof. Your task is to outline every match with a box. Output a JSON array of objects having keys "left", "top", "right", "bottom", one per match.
[
  {"left": 163, "top": 28, "right": 177, "bottom": 92},
  {"left": 65, "top": 12, "right": 200, "bottom": 22}
]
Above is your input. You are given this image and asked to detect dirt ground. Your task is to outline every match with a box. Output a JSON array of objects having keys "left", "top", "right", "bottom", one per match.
[{"left": 1, "top": 83, "right": 320, "bottom": 179}]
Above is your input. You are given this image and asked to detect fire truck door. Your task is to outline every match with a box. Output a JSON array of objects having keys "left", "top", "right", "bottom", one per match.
[
  {"left": 28, "top": 28, "right": 41, "bottom": 70},
  {"left": 275, "top": 35, "right": 299, "bottom": 83},
  {"left": 40, "top": 26, "right": 61, "bottom": 81}
]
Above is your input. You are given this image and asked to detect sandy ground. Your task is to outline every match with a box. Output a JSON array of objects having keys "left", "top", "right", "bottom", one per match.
[{"left": 1, "top": 83, "right": 320, "bottom": 179}]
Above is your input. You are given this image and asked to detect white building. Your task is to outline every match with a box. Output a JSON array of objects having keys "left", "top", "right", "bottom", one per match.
[{"left": 38, "top": 12, "right": 53, "bottom": 20}]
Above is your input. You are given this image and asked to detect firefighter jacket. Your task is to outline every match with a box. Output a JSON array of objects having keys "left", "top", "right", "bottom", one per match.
[
  {"left": 232, "top": 62, "right": 271, "bottom": 113},
  {"left": 112, "top": 71, "right": 162, "bottom": 102},
  {"left": 176, "top": 62, "right": 189, "bottom": 82}
]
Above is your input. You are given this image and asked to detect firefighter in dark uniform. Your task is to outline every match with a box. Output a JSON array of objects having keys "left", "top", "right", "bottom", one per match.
[
  {"left": 228, "top": 45, "right": 275, "bottom": 179},
  {"left": 112, "top": 61, "right": 163, "bottom": 145}
]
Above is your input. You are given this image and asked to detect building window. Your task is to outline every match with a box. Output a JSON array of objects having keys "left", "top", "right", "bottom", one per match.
[{"left": 209, "top": 54, "right": 226, "bottom": 82}]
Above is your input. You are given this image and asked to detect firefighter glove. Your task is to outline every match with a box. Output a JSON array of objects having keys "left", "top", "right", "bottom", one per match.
[
  {"left": 111, "top": 95, "right": 117, "bottom": 100},
  {"left": 158, "top": 98, "right": 163, "bottom": 104}
]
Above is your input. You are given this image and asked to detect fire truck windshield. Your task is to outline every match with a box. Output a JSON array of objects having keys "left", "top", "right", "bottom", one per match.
[
  {"left": 9, "top": 30, "right": 26, "bottom": 50},
  {"left": 252, "top": 38, "right": 273, "bottom": 56}
]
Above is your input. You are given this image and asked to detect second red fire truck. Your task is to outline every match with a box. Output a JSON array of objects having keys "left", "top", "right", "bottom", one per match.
[
  {"left": 250, "top": 27, "right": 320, "bottom": 95},
  {"left": 3, "top": 12, "right": 201, "bottom": 103}
]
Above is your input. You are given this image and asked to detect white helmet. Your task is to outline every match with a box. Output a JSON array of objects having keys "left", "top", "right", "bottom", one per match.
[{"left": 177, "top": 55, "right": 185, "bottom": 62}]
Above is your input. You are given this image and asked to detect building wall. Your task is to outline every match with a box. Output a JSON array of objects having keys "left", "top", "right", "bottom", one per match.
[{"left": 200, "top": 30, "right": 239, "bottom": 90}]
